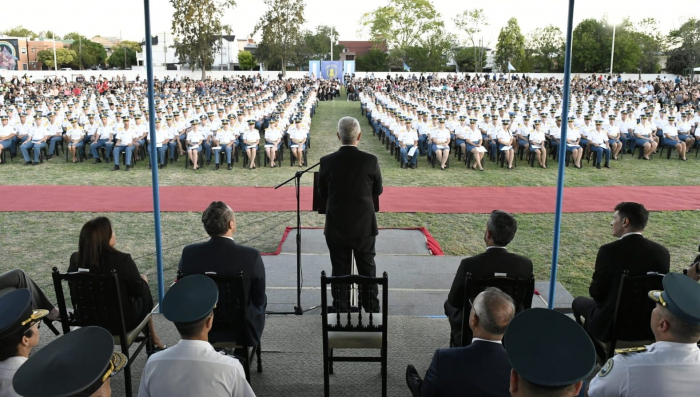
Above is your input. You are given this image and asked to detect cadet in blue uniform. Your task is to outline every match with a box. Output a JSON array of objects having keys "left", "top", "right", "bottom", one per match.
[{"left": 587, "top": 273, "right": 700, "bottom": 397}]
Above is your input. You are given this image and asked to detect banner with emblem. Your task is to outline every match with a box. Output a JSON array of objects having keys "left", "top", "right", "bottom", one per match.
[
  {"left": 308, "top": 60, "right": 321, "bottom": 80},
  {"left": 321, "top": 61, "right": 343, "bottom": 83},
  {"left": 343, "top": 60, "right": 355, "bottom": 77}
]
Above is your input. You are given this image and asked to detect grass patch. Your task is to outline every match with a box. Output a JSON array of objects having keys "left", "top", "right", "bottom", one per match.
[
  {"left": 2, "top": 210, "right": 697, "bottom": 300},
  {"left": 0, "top": 99, "right": 697, "bottom": 187}
]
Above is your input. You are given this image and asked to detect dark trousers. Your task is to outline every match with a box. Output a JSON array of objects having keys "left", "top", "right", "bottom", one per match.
[
  {"left": 0, "top": 269, "right": 55, "bottom": 310},
  {"left": 572, "top": 296, "right": 597, "bottom": 329},
  {"left": 325, "top": 235, "right": 380, "bottom": 312}
]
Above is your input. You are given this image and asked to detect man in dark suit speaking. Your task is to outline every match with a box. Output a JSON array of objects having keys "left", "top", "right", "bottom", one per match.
[
  {"left": 572, "top": 202, "right": 670, "bottom": 341},
  {"left": 179, "top": 201, "right": 267, "bottom": 345},
  {"left": 318, "top": 116, "right": 383, "bottom": 312}
]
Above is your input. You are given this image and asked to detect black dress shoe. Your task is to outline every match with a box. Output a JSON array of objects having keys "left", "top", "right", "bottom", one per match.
[
  {"left": 206, "top": 160, "right": 211, "bottom": 165},
  {"left": 227, "top": 164, "right": 232, "bottom": 170},
  {"left": 126, "top": 165, "right": 131, "bottom": 171},
  {"left": 112, "top": 165, "right": 120, "bottom": 171},
  {"left": 604, "top": 162, "right": 610, "bottom": 168},
  {"left": 215, "top": 164, "right": 220, "bottom": 170},
  {"left": 24, "top": 161, "right": 31, "bottom": 165},
  {"left": 596, "top": 163, "right": 602, "bottom": 169},
  {"left": 406, "top": 365, "right": 423, "bottom": 397},
  {"left": 93, "top": 159, "right": 102, "bottom": 164}
]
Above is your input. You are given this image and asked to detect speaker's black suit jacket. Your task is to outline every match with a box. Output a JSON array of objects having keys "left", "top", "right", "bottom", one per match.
[
  {"left": 419, "top": 340, "right": 512, "bottom": 397},
  {"left": 585, "top": 233, "right": 670, "bottom": 340},
  {"left": 445, "top": 247, "right": 533, "bottom": 344},
  {"left": 178, "top": 236, "right": 267, "bottom": 345},
  {"left": 318, "top": 145, "right": 383, "bottom": 239}
]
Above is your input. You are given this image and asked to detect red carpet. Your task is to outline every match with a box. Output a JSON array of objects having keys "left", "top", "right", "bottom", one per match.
[{"left": 1, "top": 185, "right": 699, "bottom": 213}]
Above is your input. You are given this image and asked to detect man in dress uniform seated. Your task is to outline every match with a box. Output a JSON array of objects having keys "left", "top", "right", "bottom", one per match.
[
  {"left": 505, "top": 308, "right": 597, "bottom": 397},
  {"left": 12, "top": 326, "right": 127, "bottom": 397},
  {"left": 444, "top": 210, "right": 533, "bottom": 346},
  {"left": 406, "top": 288, "right": 515, "bottom": 397},
  {"left": 179, "top": 201, "right": 266, "bottom": 346},
  {"left": 0, "top": 289, "right": 49, "bottom": 397},
  {"left": 138, "top": 274, "right": 255, "bottom": 397},
  {"left": 587, "top": 272, "right": 700, "bottom": 396},
  {"left": 572, "top": 202, "right": 670, "bottom": 343}
]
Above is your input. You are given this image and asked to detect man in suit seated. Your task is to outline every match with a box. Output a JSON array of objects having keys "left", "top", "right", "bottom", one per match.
[
  {"left": 179, "top": 201, "right": 267, "bottom": 346},
  {"left": 406, "top": 288, "right": 515, "bottom": 397},
  {"left": 571, "top": 202, "right": 670, "bottom": 342},
  {"left": 444, "top": 210, "right": 533, "bottom": 346}
]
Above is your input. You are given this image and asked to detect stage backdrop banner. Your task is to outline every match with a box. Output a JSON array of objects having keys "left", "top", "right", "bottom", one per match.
[
  {"left": 308, "top": 60, "right": 321, "bottom": 79},
  {"left": 321, "top": 61, "right": 343, "bottom": 82},
  {"left": 343, "top": 60, "right": 355, "bottom": 77},
  {"left": 0, "top": 39, "right": 20, "bottom": 70}
]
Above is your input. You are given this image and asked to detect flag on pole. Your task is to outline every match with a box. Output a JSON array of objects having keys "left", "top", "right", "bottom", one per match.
[
  {"left": 403, "top": 62, "right": 411, "bottom": 72},
  {"left": 507, "top": 62, "right": 516, "bottom": 71}
]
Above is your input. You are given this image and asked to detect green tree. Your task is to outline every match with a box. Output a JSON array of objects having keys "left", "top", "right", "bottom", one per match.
[
  {"left": 237, "top": 50, "right": 257, "bottom": 70},
  {"left": 40, "top": 31, "right": 61, "bottom": 40},
  {"left": 453, "top": 47, "right": 476, "bottom": 72},
  {"left": 630, "top": 18, "right": 664, "bottom": 73},
  {"left": 359, "top": 0, "right": 442, "bottom": 53},
  {"left": 571, "top": 19, "right": 606, "bottom": 72},
  {"left": 356, "top": 49, "right": 389, "bottom": 71},
  {"left": 300, "top": 25, "right": 344, "bottom": 62},
  {"left": 2, "top": 26, "right": 38, "bottom": 39},
  {"left": 254, "top": 0, "right": 306, "bottom": 75},
  {"left": 106, "top": 46, "right": 137, "bottom": 69},
  {"left": 453, "top": 9, "right": 489, "bottom": 72},
  {"left": 170, "top": 0, "right": 236, "bottom": 80},
  {"left": 495, "top": 18, "right": 525, "bottom": 72},
  {"left": 65, "top": 34, "right": 107, "bottom": 69},
  {"left": 405, "top": 28, "right": 455, "bottom": 72},
  {"left": 37, "top": 48, "right": 75, "bottom": 69},
  {"left": 667, "top": 18, "right": 700, "bottom": 77},
  {"left": 527, "top": 25, "right": 564, "bottom": 72}
]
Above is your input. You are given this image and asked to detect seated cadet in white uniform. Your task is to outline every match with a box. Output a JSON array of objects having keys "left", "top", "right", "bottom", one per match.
[
  {"left": 0, "top": 115, "right": 17, "bottom": 163},
  {"left": 91, "top": 114, "right": 114, "bottom": 163},
  {"left": 466, "top": 117, "right": 486, "bottom": 171},
  {"left": 147, "top": 118, "right": 170, "bottom": 168},
  {"left": 399, "top": 118, "right": 419, "bottom": 169},
  {"left": 289, "top": 119, "right": 306, "bottom": 168},
  {"left": 243, "top": 119, "right": 261, "bottom": 169},
  {"left": 213, "top": 118, "right": 235, "bottom": 170},
  {"left": 497, "top": 118, "right": 515, "bottom": 169},
  {"left": 19, "top": 116, "right": 49, "bottom": 166},
  {"left": 432, "top": 117, "right": 451, "bottom": 170},
  {"left": 138, "top": 275, "right": 255, "bottom": 397},
  {"left": 587, "top": 273, "right": 700, "bottom": 397},
  {"left": 677, "top": 112, "right": 695, "bottom": 152},
  {"left": 264, "top": 117, "right": 282, "bottom": 168},
  {"left": 186, "top": 119, "right": 204, "bottom": 171},
  {"left": 604, "top": 114, "right": 623, "bottom": 160},
  {"left": 589, "top": 119, "right": 611, "bottom": 169},
  {"left": 563, "top": 117, "right": 583, "bottom": 169},
  {"left": 66, "top": 118, "right": 85, "bottom": 163},
  {"left": 528, "top": 120, "right": 547, "bottom": 169},
  {"left": 112, "top": 116, "right": 137, "bottom": 171},
  {"left": 662, "top": 116, "right": 687, "bottom": 161}
]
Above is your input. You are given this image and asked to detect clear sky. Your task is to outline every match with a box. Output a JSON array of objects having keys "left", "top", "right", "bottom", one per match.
[{"left": 4, "top": 0, "right": 698, "bottom": 46}]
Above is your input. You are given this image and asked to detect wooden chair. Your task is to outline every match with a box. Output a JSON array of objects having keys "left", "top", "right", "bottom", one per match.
[
  {"left": 177, "top": 270, "right": 262, "bottom": 383},
  {"left": 51, "top": 267, "right": 152, "bottom": 397},
  {"left": 459, "top": 273, "right": 535, "bottom": 347},
  {"left": 321, "top": 271, "right": 389, "bottom": 397},
  {"left": 594, "top": 271, "right": 664, "bottom": 364}
]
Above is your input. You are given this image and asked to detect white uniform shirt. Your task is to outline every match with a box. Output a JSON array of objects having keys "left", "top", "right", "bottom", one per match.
[
  {"left": 664, "top": 124, "right": 678, "bottom": 138},
  {"left": 30, "top": 126, "right": 49, "bottom": 142},
  {"left": 186, "top": 129, "right": 204, "bottom": 145},
  {"left": 466, "top": 127, "right": 482, "bottom": 143},
  {"left": 0, "top": 356, "right": 26, "bottom": 397},
  {"left": 154, "top": 127, "right": 169, "bottom": 145},
  {"left": 264, "top": 127, "right": 282, "bottom": 143},
  {"left": 589, "top": 129, "right": 608, "bottom": 146},
  {"left": 243, "top": 128, "right": 260, "bottom": 143},
  {"left": 588, "top": 342, "right": 700, "bottom": 397},
  {"left": 400, "top": 127, "right": 418, "bottom": 145},
  {"left": 432, "top": 127, "right": 450, "bottom": 144},
  {"left": 138, "top": 340, "right": 255, "bottom": 397},
  {"left": 67, "top": 126, "right": 85, "bottom": 141},
  {"left": 0, "top": 124, "right": 16, "bottom": 140},
  {"left": 216, "top": 128, "right": 234, "bottom": 145},
  {"left": 117, "top": 127, "right": 137, "bottom": 145}
]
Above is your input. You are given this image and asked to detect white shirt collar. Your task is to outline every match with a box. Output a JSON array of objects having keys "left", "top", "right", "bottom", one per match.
[
  {"left": 620, "top": 232, "right": 643, "bottom": 240},
  {"left": 472, "top": 337, "right": 502, "bottom": 345},
  {"left": 486, "top": 246, "right": 507, "bottom": 250}
]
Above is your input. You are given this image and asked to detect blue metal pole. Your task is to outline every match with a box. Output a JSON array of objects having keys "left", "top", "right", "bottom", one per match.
[
  {"left": 143, "top": 0, "right": 165, "bottom": 308},
  {"left": 548, "top": 0, "right": 575, "bottom": 310}
]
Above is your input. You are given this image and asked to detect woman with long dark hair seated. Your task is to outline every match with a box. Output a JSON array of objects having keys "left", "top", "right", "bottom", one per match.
[{"left": 68, "top": 217, "right": 165, "bottom": 350}]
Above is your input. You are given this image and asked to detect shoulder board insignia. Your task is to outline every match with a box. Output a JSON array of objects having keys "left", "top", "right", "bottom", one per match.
[
  {"left": 597, "top": 358, "right": 614, "bottom": 377},
  {"left": 614, "top": 346, "right": 647, "bottom": 354}
]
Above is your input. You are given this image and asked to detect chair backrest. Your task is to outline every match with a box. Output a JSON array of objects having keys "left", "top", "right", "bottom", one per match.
[
  {"left": 464, "top": 272, "right": 535, "bottom": 314},
  {"left": 610, "top": 271, "right": 664, "bottom": 342},
  {"left": 176, "top": 270, "right": 249, "bottom": 347},
  {"left": 51, "top": 267, "right": 127, "bottom": 337},
  {"left": 320, "top": 271, "right": 388, "bottom": 334}
]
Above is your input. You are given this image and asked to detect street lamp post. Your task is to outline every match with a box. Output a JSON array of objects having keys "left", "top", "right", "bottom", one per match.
[
  {"left": 609, "top": 23, "right": 616, "bottom": 77},
  {"left": 52, "top": 32, "right": 58, "bottom": 77}
]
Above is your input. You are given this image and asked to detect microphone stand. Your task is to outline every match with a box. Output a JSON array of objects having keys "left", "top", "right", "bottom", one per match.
[{"left": 270, "top": 161, "right": 321, "bottom": 315}]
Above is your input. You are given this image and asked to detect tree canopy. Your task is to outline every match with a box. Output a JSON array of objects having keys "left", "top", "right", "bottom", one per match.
[
  {"left": 254, "top": 0, "right": 306, "bottom": 74},
  {"left": 37, "top": 48, "right": 76, "bottom": 69},
  {"left": 666, "top": 18, "right": 700, "bottom": 76},
  {"left": 495, "top": 18, "right": 526, "bottom": 72},
  {"left": 2, "top": 26, "right": 39, "bottom": 39},
  {"left": 453, "top": 9, "right": 489, "bottom": 72},
  {"left": 527, "top": 25, "right": 564, "bottom": 72},
  {"left": 64, "top": 34, "right": 107, "bottom": 69},
  {"left": 237, "top": 50, "right": 257, "bottom": 70},
  {"left": 170, "top": 0, "right": 236, "bottom": 79},
  {"left": 360, "top": 0, "right": 442, "bottom": 52},
  {"left": 356, "top": 49, "right": 389, "bottom": 71},
  {"left": 107, "top": 46, "right": 137, "bottom": 69}
]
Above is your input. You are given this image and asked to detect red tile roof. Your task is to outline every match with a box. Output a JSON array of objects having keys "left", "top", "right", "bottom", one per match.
[{"left": 338, "top": 41, "right": 387, "bottom": 56}]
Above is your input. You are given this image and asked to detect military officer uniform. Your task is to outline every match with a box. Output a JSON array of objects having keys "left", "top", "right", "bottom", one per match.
[
  {"left": 138, "top": 275, "right": 255, "bottom": 397},
  {"left": 588, "top": 273, "right": 700, "bottom": 397},
  {"left": 13, "top": 326, "right": 127, "bottom": 397},
  {"left": 112, "top": 117, "right": 137, "bottom": 170},
  {"left": 214, "top": 119, "right": 235, "bottom": 170}
]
